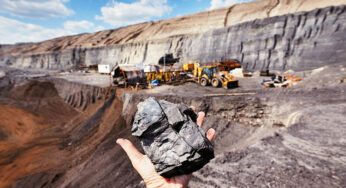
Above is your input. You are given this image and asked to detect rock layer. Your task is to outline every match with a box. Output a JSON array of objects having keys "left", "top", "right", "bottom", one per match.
[
  {"left": 1, "top": 64, "right": 345, "bottom": 187},
  {"left": 0, "top": 1, "right": 345, "bottom": 72}
]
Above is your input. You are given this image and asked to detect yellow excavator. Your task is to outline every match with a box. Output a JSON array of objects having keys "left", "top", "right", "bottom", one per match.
[{"left": 183, "top": 61, "right": 240, "bottom": 89}]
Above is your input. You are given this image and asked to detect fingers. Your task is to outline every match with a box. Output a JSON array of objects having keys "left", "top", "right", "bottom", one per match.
[
  {"left": 196, "top": 112, "right": 205, "bottom": 127},
  {"left": 117, "top": 138, "right": 164, "bottom": 185},
  {"left": 116, "top": 138, "right": 144, "bottom": 164},
  {"left": 191, "top": 106, "right": 205, "bottom": 127},
  {"left": 194, "top": 110, "right": 214, "bottom": 141},
  {"left": 206, "top": 128, "right": 215, "bottom": 142}
]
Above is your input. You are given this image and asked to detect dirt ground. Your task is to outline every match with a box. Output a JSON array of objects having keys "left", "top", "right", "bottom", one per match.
[{"left": 0, "top": 64, "right": 345, "bottom": 187}]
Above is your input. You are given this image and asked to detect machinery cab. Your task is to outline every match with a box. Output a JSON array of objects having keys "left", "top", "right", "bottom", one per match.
[{"left": 194, "top": 62, "right": 239, "bottom": 88}]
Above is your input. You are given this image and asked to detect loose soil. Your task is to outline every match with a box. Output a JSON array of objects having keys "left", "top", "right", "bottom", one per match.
[{"left": 0, "top": 64, "right": 345, "bottom": 187}]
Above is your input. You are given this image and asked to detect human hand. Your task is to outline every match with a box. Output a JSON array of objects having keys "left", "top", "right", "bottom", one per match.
[{"left": 116, "top": 110, "right": 215, "bottom": 188}]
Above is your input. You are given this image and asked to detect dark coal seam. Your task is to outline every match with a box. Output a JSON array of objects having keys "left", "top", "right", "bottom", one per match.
[{"left": 153, "top": 98, "right": 198, "bottom": 152}]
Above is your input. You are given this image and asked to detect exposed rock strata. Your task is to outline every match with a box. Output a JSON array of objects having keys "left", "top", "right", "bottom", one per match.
[
  {"left": 52, "top": 79, "right": 106, "bottom": 111},
  {"left": 0, "top": 0, "right": 345, "bottom": 72},
  {"left": 1, "top": 64, "right": 345, "bottom": 187},
  {"left": 1, "top": 0, "right": 345, "bottom": 54}
]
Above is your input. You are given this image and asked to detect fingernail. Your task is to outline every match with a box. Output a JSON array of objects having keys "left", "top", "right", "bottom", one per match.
[
  {"left": 116, "top": 138, "right": 123, "bottom": 144},
  {"left": 198, "top": 112, "right": 205, "bottom": 117},
  {"left": 207, "top": 128, "right": 215, "bottom": 135}
]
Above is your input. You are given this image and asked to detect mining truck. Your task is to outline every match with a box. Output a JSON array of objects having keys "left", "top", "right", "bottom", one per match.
[{"left": 183, "top": 61, "right": 240, "bottom": 89}]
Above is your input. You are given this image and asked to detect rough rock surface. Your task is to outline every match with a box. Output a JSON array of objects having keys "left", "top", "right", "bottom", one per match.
[
  {"left": 0, "top": 64, "right": 345, "bottom": 187},
  {"left": 132, "top": 97, "right": 214, "bottom": 177},
  {"left": 1, "top": 0, "right": 344, "bottom": 54},
  {"left": 0, "top": 1, "right": 345, "bottom": 72}
]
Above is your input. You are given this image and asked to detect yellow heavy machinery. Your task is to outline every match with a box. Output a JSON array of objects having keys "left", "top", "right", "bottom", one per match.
[
  {"left": 183, "top": 61, "right": 240, "bottom": 89},
  {"left": 144, "top": 65, "right": 173, "bottom": 84}
]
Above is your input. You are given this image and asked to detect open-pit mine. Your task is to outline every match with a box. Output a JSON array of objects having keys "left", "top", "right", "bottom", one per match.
[{"left": 0, "top": 0, "right": 346, "bottom": 187}]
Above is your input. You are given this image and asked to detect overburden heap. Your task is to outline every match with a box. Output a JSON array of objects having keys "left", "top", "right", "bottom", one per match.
[{"left": 132, "top": 97, "right": 214, "bottom": 177}]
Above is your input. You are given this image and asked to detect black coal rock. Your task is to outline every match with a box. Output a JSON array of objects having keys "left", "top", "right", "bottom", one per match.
[{"left": 132, "top": 97, "right": 214, "bottom": 177}]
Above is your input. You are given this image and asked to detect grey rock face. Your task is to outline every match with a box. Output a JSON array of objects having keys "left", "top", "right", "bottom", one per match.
[
  {"left": 1, "top": 6, "right": 345, "bottom": 72},
  {"left": 132, "top": 97, "right": 214, "bottom": 177}
]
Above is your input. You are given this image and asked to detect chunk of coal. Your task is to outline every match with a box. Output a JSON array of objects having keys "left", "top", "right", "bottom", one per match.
[{"left": 132, "top": 97, "right": 214, "bottom": 177}]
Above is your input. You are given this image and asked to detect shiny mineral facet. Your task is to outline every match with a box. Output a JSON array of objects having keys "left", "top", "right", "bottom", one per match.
[{"left": 132, "top": 97, "right": 214, "bottom": 177}]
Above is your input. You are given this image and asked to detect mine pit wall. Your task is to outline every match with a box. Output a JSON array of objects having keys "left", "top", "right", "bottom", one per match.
[
  {"left": 1, "top": 5, "right": 345, "bottom": 72},
  {"left": 0, "top": 73, "right": 108, "bottom": 112},
  {"left": 0, "top": 48, "right": 87, "bottom": 70},
  {"left": 121, "top": 92, "right": 286, "bottom": 154},
  {"left": 51, "top": 79, "right": 107, "bottom": 111}
]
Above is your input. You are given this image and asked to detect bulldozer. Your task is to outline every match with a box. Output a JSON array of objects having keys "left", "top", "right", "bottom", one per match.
[{"left": 183, "top": 61, "right": 240, "bottom": 89}]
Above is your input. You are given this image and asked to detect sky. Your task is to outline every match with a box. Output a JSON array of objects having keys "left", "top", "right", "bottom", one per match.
[{"left": 0, "top": 0, "right": 257, "bottom": 44}]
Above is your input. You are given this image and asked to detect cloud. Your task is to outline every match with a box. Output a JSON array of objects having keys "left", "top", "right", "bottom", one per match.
[
  {"left": 0, "top": 16, "right": 103, "bottom": 44},
  {"left": 0, "top": 0, "right": 74, "bottom": 19},
  {"left": 0, "top": 16, "right": 73, "bottom": 44},
  {"left": 64, "top": 20, "right": 104, "bottom": 33},
  {"left": 209, "top": 0, "right": 257, "bottom": 10},
  {"left": 95, "top": 0, "right": 172, "bottom": 27}
]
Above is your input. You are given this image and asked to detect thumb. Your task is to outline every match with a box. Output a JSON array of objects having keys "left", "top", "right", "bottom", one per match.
[
  {"left": 117, "top": 138, "right": 165, "bottom": 187},
  {"left": 116, "top": 138, "right": 144, "bottom": 164}
]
